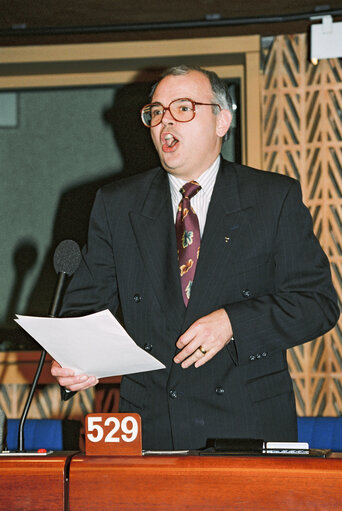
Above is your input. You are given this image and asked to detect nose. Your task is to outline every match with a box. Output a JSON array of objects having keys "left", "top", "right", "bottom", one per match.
[{"left": 161, "top": 106, "right": 175, "bottom": 125}]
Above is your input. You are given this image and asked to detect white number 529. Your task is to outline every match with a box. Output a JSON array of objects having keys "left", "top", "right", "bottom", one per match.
[{"left": 87, "top": 415, "right": 138, "bottom": 443}]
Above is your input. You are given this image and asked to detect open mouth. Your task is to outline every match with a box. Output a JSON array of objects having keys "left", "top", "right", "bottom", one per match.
[{"left": 161, "top": 132, "right": 179, "bottom": 152}]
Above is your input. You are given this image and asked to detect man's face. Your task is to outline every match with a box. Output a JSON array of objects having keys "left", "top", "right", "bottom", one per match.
[{"left": 150, "top": 71, "right": 231, "bottom": 181}]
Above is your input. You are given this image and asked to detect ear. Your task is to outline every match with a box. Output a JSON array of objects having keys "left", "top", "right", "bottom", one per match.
[{"left": 216, "top": 109, "right": 232, "bottom": 138}]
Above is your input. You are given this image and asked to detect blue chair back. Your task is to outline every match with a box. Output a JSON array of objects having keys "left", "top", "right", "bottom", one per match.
[
  {"left": 6, "top": 419, "right": 63, "bottom": 451},
  {"left": 297, "top": 417, "right": 342, "bottom": 451}
]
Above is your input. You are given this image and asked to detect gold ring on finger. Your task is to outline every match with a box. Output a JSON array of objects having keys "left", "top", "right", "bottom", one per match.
[{"left": 198, "top": 345, "right": 207, "bottom": 355}]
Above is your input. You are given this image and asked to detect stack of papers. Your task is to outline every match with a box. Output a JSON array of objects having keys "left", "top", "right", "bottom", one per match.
[{"left": 15, "top": 309, "right": 165, "bottom": 378}]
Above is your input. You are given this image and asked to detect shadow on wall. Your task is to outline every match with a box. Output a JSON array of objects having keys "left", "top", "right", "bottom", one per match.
[
  {"left": 1, "top": 70, "right": 163, "bottom": 348},
  {"left": 104, "top": 74, "right": 161, "bottom": 176},
  {"left": 0, "top": 239, "right": 40, "bottom": 349}
]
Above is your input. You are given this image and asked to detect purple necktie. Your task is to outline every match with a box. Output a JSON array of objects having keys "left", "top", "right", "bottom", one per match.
[{"left": 175, "top": 181, "right": 202, "bottom": 306}]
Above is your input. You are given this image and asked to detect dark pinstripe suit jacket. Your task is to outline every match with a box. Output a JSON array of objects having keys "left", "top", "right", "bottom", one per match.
[{"left": 61, "top": 158, "right": 339, "bottom": 450}]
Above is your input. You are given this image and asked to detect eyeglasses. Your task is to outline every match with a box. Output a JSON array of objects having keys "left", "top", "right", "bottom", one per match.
[{"left": 140, "top": 98, "right": 221, "bottom": 128}]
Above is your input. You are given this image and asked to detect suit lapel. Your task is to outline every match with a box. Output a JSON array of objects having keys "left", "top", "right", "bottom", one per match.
[
  {"left": 185, "top": 160, "right": 251, "bottom": 323},
  {"left": 129, "top": 169, "right": 185, "bottom": 328}
]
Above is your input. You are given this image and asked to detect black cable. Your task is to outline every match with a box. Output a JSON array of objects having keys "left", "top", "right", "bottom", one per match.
[{"left": 1, "top": 8, "right": 342, "bottom": 37}]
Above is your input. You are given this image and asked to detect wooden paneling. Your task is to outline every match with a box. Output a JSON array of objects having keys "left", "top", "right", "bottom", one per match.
[
  {"left": 262, "top": 34, "right": 342, "bottom": 416},
  {"left": 0, "top": 35, "right": 258, "bottom": 89},
  {"left": 69, "top": 454, "right": 342, "bottom": 510},
  {"left": 1, "top": 452, "right": 341, "bottom": 510},
  {"left": 0, "top": 453, "right": 73, "bottom": 511}
]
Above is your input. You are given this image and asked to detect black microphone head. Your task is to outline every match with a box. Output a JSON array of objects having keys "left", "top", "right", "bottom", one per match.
[{"left": 53, "top": 240, "right": 81, "bottom": 276}]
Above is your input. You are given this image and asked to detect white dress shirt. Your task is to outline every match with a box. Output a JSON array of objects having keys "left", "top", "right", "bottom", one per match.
[{"left": 167, "top": 155, "right": 220, "bottom": 237}]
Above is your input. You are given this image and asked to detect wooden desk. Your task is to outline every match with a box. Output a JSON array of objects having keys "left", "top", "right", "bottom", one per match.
[
  {"left": 69, "top": 453, "right": 342, "bottom": 510},
  {"left": 0, "top": 452, "right": 76, "bottom": 511}
]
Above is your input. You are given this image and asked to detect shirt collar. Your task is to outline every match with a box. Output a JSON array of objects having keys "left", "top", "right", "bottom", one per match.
[{"left": 167, "top": 155, "right": 220, "bottom": 201}]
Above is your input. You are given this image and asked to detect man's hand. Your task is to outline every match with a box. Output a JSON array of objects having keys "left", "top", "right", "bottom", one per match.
[
  {"left": 173, "top": 308, "right": 233, "bottom": 368},
  {"left": 51, "top": 360, "right": 98, "bottom": 392}
]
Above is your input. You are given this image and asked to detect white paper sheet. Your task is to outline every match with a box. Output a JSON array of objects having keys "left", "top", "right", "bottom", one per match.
[{"left": 15, "top": 309, "right": 165, "bottom": 378}]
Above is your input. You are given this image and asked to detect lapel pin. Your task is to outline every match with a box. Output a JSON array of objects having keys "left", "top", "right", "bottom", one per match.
[{"left": 225, "top": 236, "right": 230, "bottom": 243}]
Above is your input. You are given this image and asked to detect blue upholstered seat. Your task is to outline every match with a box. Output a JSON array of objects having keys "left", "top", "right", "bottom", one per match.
[
  {"left": 297, "top": 417, "right": 342, "bottom": 451},
  {"left": 6, "top": 419, "right": 63, "bottom": 450},
  {"left": 6, "top": 419, "right": 81, "bottom": 451}
]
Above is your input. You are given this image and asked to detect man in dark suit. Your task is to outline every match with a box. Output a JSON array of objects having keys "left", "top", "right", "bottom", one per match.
[{"left": 51, "top": 65, "right": 339, "bottom": 450}]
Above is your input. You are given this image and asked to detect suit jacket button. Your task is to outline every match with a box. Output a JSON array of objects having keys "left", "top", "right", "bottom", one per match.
[
  {"left": 262, "top": 352, "right": 267, "bottom": 357},
  {"left": 133, "top": 294, "right": 142, "bottom": 303},
  {"left": 256, "top": 353, "right": 262, "bottom": 359},
  {"left": 215, "top": 386, "right": 225, "bottom": 395},
  {"left": 242, "top": 289, "right": 251, "bottom": 298},
  {"left": 169, "top": 389, "right": 178, "bottom": 399},
  {"left": 249, "top": 355, "right": 256, "bottom": 361},
  {"left": 144, "top": 343, "right": 153, "bottom": 352}
]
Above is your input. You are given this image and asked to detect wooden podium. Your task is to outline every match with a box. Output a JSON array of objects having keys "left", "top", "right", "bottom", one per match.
[
  {"left": 0, "top": 452, "right": 76, "bottom": 511},
  {"left": 1, "top": 450, "right": 341, "bottom": 510},
  {"left": 68, "top": 453, "right": 342, "bottom": 511}
]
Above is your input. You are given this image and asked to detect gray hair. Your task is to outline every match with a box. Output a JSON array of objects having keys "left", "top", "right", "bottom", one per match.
[{"left": 150, "top": 65, "right": 232, "bottom": 140}]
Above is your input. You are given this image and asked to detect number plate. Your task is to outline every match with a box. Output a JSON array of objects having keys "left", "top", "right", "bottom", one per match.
[{"left": 85, "top": 413, "right": 142, "bottom": 456}]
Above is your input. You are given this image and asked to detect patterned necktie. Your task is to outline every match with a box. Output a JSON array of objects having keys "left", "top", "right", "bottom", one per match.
[{"left": 175, "top": 181, "right": 202, "bottom": 306}]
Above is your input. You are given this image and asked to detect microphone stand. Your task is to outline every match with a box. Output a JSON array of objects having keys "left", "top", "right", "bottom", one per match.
[{"left": 17, "top": 272, "right": 67, "bottom": 452}]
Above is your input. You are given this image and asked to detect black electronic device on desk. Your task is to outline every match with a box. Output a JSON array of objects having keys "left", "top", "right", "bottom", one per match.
[
  {"left": 198, "top": 438, "right": 331, "bottom": 458},
  {"left": 142, "top": 438, "right": 331, "bottom": 457}
]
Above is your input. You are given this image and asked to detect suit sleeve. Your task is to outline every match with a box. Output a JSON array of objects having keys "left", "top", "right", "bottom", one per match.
[
  {"left": 59, "top": 189, "right": 119, "bottom": 401},
  {"left": 60, "top": 188, "right": 119, "bottom": 317},
  {"left": 225, "top": 179, "right": 339, "bottom": 365}
]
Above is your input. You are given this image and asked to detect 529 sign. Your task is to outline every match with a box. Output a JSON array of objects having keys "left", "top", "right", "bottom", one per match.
[{"left": 85, "top": 413, "right": 142, "bottom": 456}]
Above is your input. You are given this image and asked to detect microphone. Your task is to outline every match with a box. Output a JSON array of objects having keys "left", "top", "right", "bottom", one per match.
[
  {"left": 50, "top": 240, "right": 82, "bottom": 317},
  {"left": 17, "top": 240, "right": 81, "bottom": 452}
]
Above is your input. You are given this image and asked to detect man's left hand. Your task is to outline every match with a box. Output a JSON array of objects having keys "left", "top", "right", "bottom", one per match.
[{"left": 174, "top": 308, "right": 233, "bottom": 368}]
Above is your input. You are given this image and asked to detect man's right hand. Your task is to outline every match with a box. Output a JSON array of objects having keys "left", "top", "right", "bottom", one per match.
[{"left": 51, "top": 360, "right": 98, "bottom": 392}]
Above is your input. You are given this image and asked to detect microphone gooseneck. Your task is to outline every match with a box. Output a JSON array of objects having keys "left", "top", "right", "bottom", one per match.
[{"left": 17, "top": 240, "right": 81, "bottom": 452}]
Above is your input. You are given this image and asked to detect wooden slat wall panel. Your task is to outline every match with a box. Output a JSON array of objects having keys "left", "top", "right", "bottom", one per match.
[
  {"left": 262, "top": 34, "right": 342, "bottom": 416},
  {"left": 0, "top": 383, "right": 120, "bottom": 420},
  {"left": 0, "top": 353, "right": 121, "bottom": 420}
]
